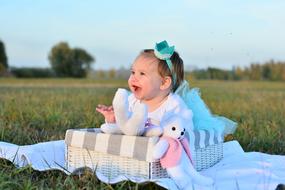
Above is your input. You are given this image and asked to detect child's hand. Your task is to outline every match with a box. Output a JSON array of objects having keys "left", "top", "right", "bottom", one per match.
[{"left": 96, "top": 104, "right": 116, "bottom": 123}]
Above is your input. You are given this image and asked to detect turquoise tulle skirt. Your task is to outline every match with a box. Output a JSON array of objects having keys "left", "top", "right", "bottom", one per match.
[{"left": 175, "top": 80, "right": 237, "bottom": 134}]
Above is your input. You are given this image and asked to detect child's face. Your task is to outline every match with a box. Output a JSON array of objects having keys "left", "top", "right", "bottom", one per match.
[{"left": 128, "top": 55, "right": 165, "bottom": 101}]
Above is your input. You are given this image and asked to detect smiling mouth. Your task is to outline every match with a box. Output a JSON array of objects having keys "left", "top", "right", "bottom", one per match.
[{"left": 132, "top": 85, "right": 140, "bottom": 92}]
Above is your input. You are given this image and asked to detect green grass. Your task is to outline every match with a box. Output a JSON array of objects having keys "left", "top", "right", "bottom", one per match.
[
  {"left": 190, "top": 80, "right": 285, "bottom": 154},
  {"left": 0, "top": 78, "right": 285, "bottom": 189}
]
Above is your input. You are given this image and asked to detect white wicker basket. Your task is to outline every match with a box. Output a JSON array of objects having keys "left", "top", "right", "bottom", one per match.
[
  {"left": 66, "top": 146, "right": 169, "bottom": 180},
  {"left": 65, "top": 129, "right": 223, "bottom": 181},
  {"left": 194, "top": 143, "right": 223, "bottom": 171}
]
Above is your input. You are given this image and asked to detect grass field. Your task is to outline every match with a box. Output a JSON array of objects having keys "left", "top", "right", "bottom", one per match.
[{"left": 0, "top": 78, "right": 284, "bottom": 189}]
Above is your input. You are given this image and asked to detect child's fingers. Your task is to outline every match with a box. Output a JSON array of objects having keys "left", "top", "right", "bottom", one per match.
[
  {"left": 97, "top": 104, "right": 106, "bottom": 109},
  {"left": 96, "top": 107, "right": 104, "bottom": 113},
  {"left": 107, "top": 106, "right": 114, "bottom": 111},
  {"left": 97, "top": 104, "right": 110, "bottom": 111},
  {"left": 97, "top": 105, "right": 113, "bottom": 111},
  {"left": 96, "top": 107, "right": 113, "bottom": 115},
  {"left": 96, "top": 106, "right": 108, "bottom": 113}
]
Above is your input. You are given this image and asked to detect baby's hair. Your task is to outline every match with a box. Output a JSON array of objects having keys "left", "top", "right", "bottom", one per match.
[{"left": 140, "top": 49, "right": 184, "bottom": 92}]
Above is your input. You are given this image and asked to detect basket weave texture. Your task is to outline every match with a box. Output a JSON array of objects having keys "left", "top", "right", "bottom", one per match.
[{"left": 65, "top": 128, "right": 223, "bottom": 180}]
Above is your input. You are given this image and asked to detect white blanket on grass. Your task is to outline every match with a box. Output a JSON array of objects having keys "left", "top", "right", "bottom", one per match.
[{"left": 0, "top": 140, "right": 284, "bottom": 190}]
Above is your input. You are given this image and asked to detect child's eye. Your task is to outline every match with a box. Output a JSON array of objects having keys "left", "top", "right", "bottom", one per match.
[
  {"left": 140, "top": 72, "right": 145, "bottom": 76},
  {"left": 131, "top": 71, "right": 135, "bottom": 75}
]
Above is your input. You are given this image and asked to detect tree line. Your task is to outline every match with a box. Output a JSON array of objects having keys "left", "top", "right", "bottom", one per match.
[
  {"left": 192, "top": 61, "right": 285, "bottom": 81},
  {"left": 0, "top": 40, "right": 94, "bottom": 78},
  {"left": 1, "top": 39, "right": 285, "bottom": 81},
  {"left": 0, "top": 40, "right": 8, "bottom": 76}
]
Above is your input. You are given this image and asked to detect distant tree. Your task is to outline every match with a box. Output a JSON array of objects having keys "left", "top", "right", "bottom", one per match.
[
  {"left": 281, "top": 63, "right": 285, "bottom": 80},
  {"left": 10, "top": 67, "right": 54, "bottom": 78},
  {"left": 0, "top": 40, "right": 8, "bottom": 75},
  {"left": 97, "top": 70, "right": 106, "bottom": 79},
  {"left": 208, "top": 67, "right": 230, "bottom": 80},
  {"left": 108, "top": 68, "right": 116, "bottom": 78},
  {"left": 232, "top": 66, "right": 243, "bottom": 80},
  {"left": 249, "top": 63, "right": 262, "bottom": 80},
  {"left": 265, "top": 60, "right": 284, "bottom": 81},
  {"left": 262, "top": 64, "right": 271, "bottom": 80},
  {"left": 48, "top": 42, "right": 94, "bottom": 77},
  {"left": 191, "top": 69, "right": 210, "bottom": 79}
]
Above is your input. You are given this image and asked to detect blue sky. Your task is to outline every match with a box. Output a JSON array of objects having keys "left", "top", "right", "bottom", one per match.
[{"left": 0, "top": 0, "right": 284, "bottom": 70}]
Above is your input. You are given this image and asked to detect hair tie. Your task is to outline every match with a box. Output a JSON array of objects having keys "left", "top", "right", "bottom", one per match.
[{"left": 154, "top": 40, "right": 176, "bottom": 86}]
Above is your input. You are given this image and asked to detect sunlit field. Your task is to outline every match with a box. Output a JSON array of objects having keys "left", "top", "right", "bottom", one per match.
[{"left": 0, "top": 78, "right": 284, "bottom": 189}]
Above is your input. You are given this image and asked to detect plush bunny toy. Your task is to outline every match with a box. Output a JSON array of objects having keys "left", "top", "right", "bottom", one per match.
[
  {"left": 100, "top": 88, "right": 163, "bottom": 137},
  {"left": 153, "top": 115, "right": 214, "bottom": 189}
]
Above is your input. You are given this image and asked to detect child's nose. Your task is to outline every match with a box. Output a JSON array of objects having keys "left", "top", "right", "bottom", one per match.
[{"left": 130, "top": 74, "right": 138, "bottom": 82}]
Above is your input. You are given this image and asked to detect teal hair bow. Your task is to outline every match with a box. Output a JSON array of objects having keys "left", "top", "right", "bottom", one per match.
[{"left": 154, "top": 40, "right": 176, "bottom": 86}]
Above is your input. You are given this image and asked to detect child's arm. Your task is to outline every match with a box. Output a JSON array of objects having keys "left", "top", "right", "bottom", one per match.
[{"left": 96, "top": 104, "right": 116, "bottom": 123}]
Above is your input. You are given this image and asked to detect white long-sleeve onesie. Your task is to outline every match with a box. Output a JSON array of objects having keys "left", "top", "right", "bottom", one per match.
[{"left": 128, "top": 93, "right": 194, "bottom": 132}]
